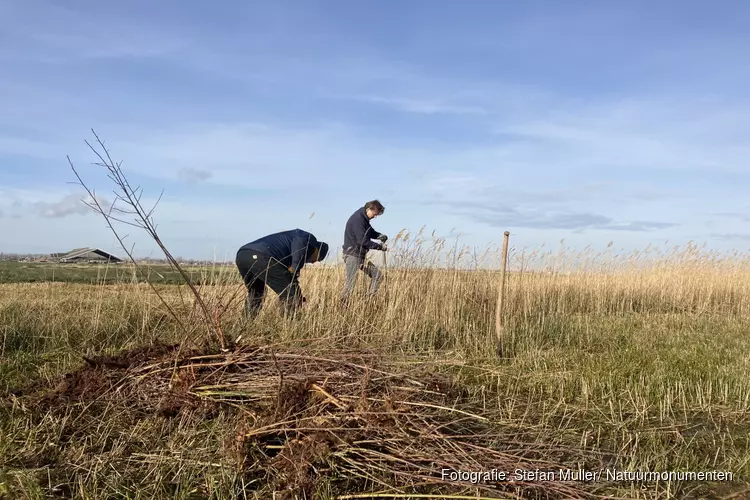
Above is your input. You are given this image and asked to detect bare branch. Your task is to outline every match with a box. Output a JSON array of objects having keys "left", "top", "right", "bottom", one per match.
[
  {"left": 145, "top": 189, "right": 164, "bottom": 221},
  {"left": 67, "top": 130, "right": 228, "bottom": 351}
]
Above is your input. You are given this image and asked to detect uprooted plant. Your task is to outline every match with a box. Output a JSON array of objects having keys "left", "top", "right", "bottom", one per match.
[{"left": 67, "top": 129, "right": 228, "bottom": 350}]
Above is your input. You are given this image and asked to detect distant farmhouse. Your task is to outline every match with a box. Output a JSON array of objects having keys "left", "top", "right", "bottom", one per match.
[{"left": 50, "top": 247, "right": 124, "bottom": 264}]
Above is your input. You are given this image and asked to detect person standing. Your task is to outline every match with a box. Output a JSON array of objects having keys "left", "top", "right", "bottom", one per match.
[
  {"left": 340, "top": 200, "right": 388, "bottom": 302},
  {"left": 235, "top": 229, "right": 329, "bottom": 318}
]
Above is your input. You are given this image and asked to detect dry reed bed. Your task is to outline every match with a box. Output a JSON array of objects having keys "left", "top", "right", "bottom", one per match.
[
  {"left": 4, "top": 261, "right": 750, "bottom": 373},
  {"left": 5, "top": 260, "right": 750, "bottom": 313}
]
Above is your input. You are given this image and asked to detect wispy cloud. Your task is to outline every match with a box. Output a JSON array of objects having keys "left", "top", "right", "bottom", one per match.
[
  {"left": 349, "top": 95, "right": 489, "bottom": 115},
  {"left": 418, "top": 171, "right": 678, "bottom": 232},
  {"left": 178, "top": 167, "right": 212, "bottom": 182},
  {"left": 493, "top": 97, "right": 750, "bottom": 176},
  {"left": 601, "top": 221, "right": 677, "bottom": 232},
  {"left": 421, "top": 172, "right": 658, "bottom": 210},
  {"left": 0, "top": 136, "right": 61, "bottom": 159},
  {"left": 0, "top": 185, "right": 344, "bottom": 258},
  {"left": 82, "top": 122, "right": 458, "bottom": 192},
  {"left": 444, "top": 203, "right": 675, "bottom": 232},
  {"left": 0, "top": 1, "right": 185, "bottom": 63},
  {"left": 712, "top": 233, "right": 750, "bottom": 242},
  {"left": 712, "top": 212, "right": 750, "bottom": 222},
  {"left": 32, "top": 193, "right": 111, "bottom": 219}
]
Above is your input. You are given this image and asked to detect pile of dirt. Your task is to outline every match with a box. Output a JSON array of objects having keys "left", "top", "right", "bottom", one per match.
[
  {"left": 8, "top": 342, "right": 206, "bottom": 418},
  {"left": 4, "top": 342, "right": 613, "bottom": 499}
]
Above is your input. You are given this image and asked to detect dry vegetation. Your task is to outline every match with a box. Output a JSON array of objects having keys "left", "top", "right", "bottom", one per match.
[{"left": 2, "top": 236, "right": 750, "bottom": 499}]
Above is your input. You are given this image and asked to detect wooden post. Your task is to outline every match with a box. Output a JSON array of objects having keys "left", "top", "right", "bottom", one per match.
[
  {"left": 383, "top": 246, "right": 389, "bottom": 304},
  {"left": 495, "top": 231, "right": 510, "bottom": 356}
]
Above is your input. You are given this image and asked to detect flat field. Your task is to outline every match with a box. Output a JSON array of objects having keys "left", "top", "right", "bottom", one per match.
[
  {"left": 0, "top": 261, "right": 208, "bottom": 285},
  {"left": 1, "top": 244, "right": 749, "bottom": 499}
]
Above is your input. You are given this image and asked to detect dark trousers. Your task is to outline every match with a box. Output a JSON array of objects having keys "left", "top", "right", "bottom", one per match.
[{"left": 235, "top": 249, "right": 302, "bottom": 318}]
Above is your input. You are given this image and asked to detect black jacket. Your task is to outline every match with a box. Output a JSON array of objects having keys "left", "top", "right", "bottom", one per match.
[
  {"left": 343, "top": 207, "right": 383, "bottom": 258},
  {"left": 239, "top": 229, "right": 322, "bottom": 275}
]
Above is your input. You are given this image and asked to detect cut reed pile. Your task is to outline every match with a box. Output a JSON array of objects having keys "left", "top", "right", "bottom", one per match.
[{"left": 5, "top": 342, "right": 615, "bottom": 499}]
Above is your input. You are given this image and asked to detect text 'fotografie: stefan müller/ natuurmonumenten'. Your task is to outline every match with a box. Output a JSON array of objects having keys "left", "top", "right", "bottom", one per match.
[{"left": 441, "top": 468, "right": 735, "bottom": 483}]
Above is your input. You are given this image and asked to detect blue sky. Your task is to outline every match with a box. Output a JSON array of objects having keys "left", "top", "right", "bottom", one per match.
[{"left": 1, "top": 0, "right": 750, "bottom": 263}]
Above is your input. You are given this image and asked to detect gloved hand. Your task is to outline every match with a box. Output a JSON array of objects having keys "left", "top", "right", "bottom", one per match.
[
  {"left": 377, "top": 234, "right": 388, "bottom": 243},
  {"left": 379, "top": 242, "right": 388, "bottom": 251}
]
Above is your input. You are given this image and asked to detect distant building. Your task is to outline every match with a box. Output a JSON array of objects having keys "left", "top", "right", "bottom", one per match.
[{"left": 51, "top": 247, "right": 124, "bottom": 264}]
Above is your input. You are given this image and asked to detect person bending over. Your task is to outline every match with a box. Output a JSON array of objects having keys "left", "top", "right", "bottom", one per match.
[{"left": 235, "top": 229, "right": 329, "bottom": 318}]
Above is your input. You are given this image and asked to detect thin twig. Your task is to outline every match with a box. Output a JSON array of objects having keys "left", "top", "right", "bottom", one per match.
[{"left": 67, "top": 129, "right": 226, "bottom": 350}]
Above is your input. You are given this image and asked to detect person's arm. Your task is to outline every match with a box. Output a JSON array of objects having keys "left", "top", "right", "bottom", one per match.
[
  {"left": 360, "top": 222, "right": 383, "bottom": 250},
  {"left": 366, "top": 225, "right": 382, "bottom": 241},
  {"left": 368, "top": 226, "right": 388, "bottom": 244},
  {"left": 289, "top": 236, "right": 308, "bottom": 275},
  {"left": 350, "top": 216, "right": 381, "bottom": 250}
]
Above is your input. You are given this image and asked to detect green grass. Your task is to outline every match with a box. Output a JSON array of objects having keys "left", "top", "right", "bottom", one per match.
[{"left": 0, "top": 261, "right": 221, "bottom": 285}]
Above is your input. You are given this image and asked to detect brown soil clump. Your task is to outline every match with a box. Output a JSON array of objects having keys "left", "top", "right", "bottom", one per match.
[{"left": 81, "top": 342, "right": 180, "bottom": 369}]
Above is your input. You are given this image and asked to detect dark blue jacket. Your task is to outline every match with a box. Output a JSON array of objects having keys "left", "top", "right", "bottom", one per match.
[
  {"left": 343, "top": 207, "right": 383, "bottom": 258},
  {"left": 239, "top": 229, "right": 322, "bottom": 275}
]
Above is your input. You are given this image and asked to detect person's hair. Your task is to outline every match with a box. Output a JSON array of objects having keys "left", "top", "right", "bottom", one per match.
[{"left": 364, "top": 199, "right": 385, "bottom": 215}]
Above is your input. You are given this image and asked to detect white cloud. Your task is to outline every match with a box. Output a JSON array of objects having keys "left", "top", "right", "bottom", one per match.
[
  {"left": 32, "top": 193, "right": 109, "bottom": 218},
  {"left": 0, "top": 189, "right": 112, "bottom": 219}
]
